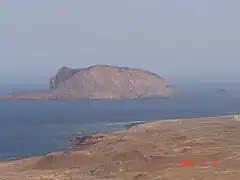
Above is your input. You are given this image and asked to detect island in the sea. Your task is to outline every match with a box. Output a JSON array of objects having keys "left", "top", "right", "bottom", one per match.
[{"left": 0, "top": 65, "right": 171, "bottom": 100}]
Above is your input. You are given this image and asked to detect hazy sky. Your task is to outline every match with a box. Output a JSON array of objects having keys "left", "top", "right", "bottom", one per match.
[{"left": 1, "top": 0, "right": 240, "bottom": 84}]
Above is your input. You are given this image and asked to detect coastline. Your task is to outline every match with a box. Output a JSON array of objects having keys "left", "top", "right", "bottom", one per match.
[
  {"left": 1, "top": 114, "right": 240, "bottom": 179},
  {"left": 0, "top": 114, "right": 236, "bottom": 160},
  {"left": 0, "top": 120, "right": 149, "bottom": 162}
]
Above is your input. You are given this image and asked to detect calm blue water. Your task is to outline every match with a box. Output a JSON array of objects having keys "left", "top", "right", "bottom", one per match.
[{"left": 1, "top": 84, "right": 240, "bottom": 160}]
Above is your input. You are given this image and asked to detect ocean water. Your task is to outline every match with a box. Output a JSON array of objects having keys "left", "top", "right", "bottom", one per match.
[{"left": 1, "top": 83, "right": 240, "bottom": 160}]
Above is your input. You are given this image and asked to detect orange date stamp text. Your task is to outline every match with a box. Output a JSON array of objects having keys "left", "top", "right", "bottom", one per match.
[{"left": 176, "top": 160, "right": 216, "bottom": 167}]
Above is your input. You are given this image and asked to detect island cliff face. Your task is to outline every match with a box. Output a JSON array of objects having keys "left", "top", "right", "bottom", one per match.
[{"left": 1, "top": 65, "right": 171, "bottom": 100}]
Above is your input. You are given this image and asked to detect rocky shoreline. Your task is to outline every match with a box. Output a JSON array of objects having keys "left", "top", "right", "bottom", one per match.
[
  {"left": 1, "top": 115, "right": 240, "bottom": 179},
  {"left": 0, "top": 120, "right": 149, "bottom": 162},
  {"left": 70, "top": 121, "right": 148, "bottom": 148}
]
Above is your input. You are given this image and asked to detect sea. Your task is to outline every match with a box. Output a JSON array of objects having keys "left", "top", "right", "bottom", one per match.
[{"left": 1, "top": 82, "right": 240, "bottom": 160}]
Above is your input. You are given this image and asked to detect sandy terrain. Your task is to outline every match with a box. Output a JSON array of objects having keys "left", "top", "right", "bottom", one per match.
[{"left": 1, "top": 115, "right": 240, "bottom": 180}]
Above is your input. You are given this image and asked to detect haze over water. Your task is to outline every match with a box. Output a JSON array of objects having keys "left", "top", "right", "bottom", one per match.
[{"left": 1, "top": 83, "right": 240, "bottom": 160}]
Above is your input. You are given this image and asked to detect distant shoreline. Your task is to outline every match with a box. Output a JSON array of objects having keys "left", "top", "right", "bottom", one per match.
[{"left": 0, "top": 94, "right": 171, "bottom": 101}]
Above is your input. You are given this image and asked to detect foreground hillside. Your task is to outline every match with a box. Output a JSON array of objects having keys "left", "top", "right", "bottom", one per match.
[
  {"left": 0, "top": 65, "right": 170, "bottom": 100},
  {"left": 1, "top": 115, "right": 240, "bottom": 179}
]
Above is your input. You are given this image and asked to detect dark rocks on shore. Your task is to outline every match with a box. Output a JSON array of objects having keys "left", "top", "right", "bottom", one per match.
[
  {"left": 69, "top": 121, "right": 147, "bottom": 149},
  {"left": 7, "top": 156, "right": 24, "bottom": 161},
  {"left": 124, "top": 121, "right": 147, "bottom": 130},
  {"left": 70, "top": 134, "right": 105, "bottom": 149}
]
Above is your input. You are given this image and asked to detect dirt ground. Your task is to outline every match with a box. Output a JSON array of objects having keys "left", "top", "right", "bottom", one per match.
[{"left": 1, "top": 115, "right": 240, "bottom": 180}]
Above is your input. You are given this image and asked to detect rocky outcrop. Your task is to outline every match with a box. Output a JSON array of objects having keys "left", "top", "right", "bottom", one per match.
[
  {"left": 49, "top": 65, "right": 170, "bottom": 99},
  {"left": 70, "top": 134, "right": 106, "bottom": 149},
  {"left": 0, "top": 65, "right": 171, "bottom": 100}
]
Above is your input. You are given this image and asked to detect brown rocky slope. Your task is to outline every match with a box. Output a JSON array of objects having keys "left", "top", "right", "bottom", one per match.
[
  {"left": 1, "top": 65, "right": 171, "bottom": 100},
  {"left": 1, "top": 115, "right": 240, "bottom": 179}
]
